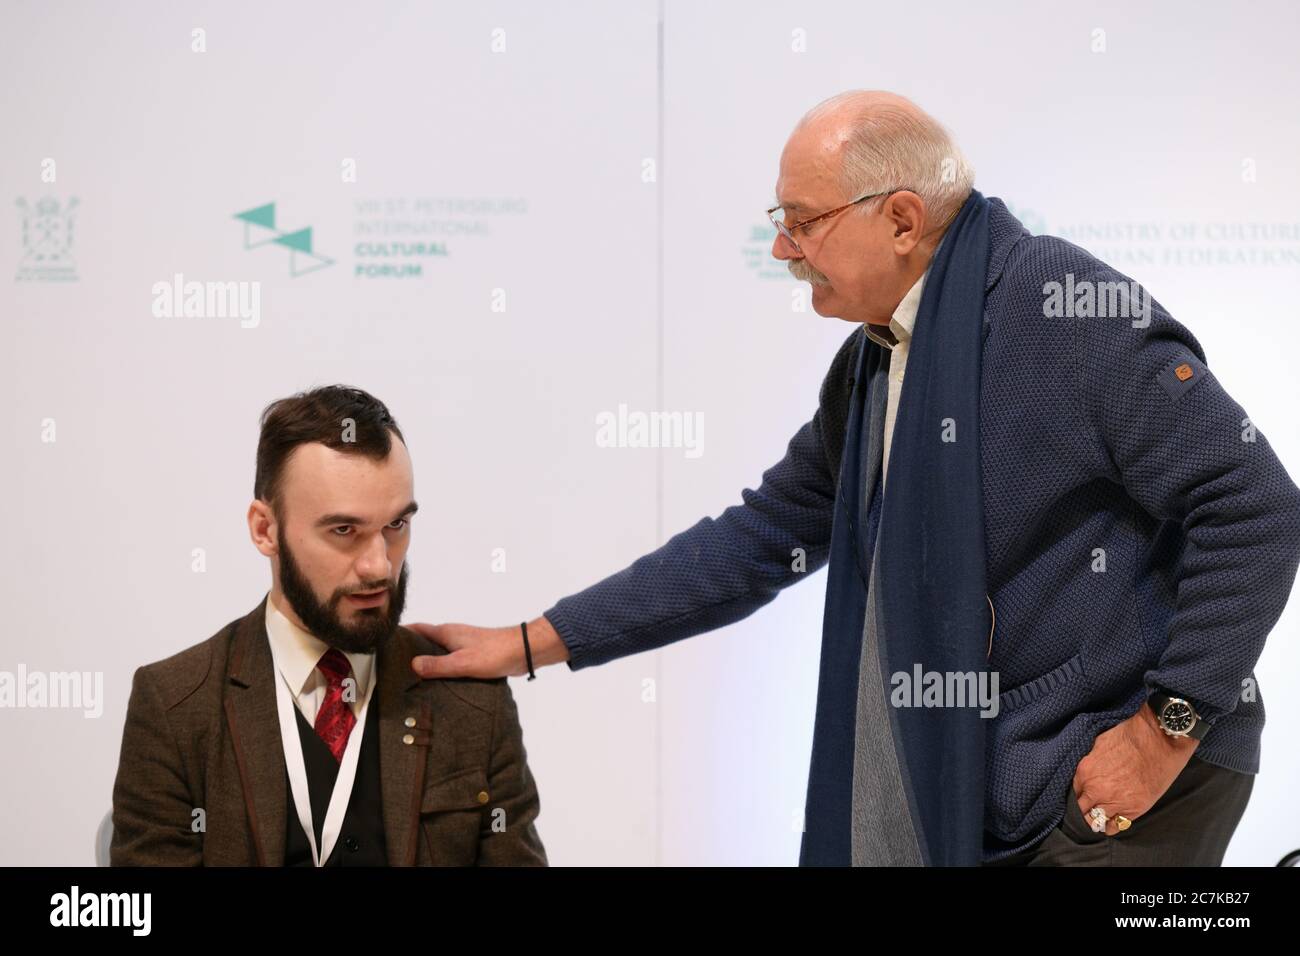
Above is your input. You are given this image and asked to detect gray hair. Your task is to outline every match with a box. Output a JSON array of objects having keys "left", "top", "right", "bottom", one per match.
[{"left": 796, "top": 91, "right": 975, "bottom": 234}]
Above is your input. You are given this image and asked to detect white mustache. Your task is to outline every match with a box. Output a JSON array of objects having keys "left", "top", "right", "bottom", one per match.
[{"left": 789, "top": 261, "right": 830, "bottom": 285}]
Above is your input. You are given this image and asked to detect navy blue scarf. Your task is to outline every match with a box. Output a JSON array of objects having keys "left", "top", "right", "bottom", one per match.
[{"left": 800, "top": 189, "right": 993, "bottom": 866}]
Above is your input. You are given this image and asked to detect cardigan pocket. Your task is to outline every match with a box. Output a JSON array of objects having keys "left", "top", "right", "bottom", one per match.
[
  {"left": 986, "top": 654, "right": 1092, "bottom": 842},
  {"left": 996, "top": 653, "right": 1085, "bottom": 714}
]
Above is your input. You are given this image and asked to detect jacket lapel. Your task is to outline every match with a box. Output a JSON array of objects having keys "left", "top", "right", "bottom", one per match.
[
  {"left": 377, "top": 627, "right": 432, "bottom": 865},
  {"left": 223, "top": 595, "right": 287, "bottom": 866}
]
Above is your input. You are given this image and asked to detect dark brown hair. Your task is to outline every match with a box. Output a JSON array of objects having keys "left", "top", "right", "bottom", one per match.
[{"left": 254, "top": 385, "right": 406, "bottom": 518}]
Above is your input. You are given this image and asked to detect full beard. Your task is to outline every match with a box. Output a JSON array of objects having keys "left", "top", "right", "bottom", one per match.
[{"left": 276, "top": 526, "right": 409, "bottom": 654}]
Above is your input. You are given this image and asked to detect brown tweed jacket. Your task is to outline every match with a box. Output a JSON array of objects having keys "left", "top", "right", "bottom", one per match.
[{"left": 110, "top": 594, "right": 547, "bottom": 866}]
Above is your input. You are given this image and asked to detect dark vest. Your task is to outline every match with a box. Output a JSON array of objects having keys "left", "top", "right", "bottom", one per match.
[{"left": 284, "top": 693, "right": 388, "bottom": 866}]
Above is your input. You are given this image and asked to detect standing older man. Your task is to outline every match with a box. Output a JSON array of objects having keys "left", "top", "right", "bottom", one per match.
[{"left": 410, "top": 91, "right": 1300, "bottom": 866}]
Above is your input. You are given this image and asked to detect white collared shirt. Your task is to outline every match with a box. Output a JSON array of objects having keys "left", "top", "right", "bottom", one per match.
[
  {"left": 862, "top": 267, "right": 929, "bottom": 490},
  {"left": 264, "top": 593, "right": 378, "bottom": 866},
  {"left": 264, "top": 593, "right": 375, "bottom": 724}
]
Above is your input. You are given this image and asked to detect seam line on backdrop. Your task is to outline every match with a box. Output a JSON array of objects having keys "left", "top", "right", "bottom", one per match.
[{"left": 654, "top": 0, "right": 665, "bottom": 870}]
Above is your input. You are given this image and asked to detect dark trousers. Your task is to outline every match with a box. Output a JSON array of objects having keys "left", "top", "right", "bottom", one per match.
[{"left": 983, "top": 755, "right": 1255, "bottom": 866}]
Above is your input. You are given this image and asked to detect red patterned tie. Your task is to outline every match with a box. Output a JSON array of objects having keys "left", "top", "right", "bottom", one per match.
[{"left": 313, "top": 648, "right": 356, "bottom": 763}]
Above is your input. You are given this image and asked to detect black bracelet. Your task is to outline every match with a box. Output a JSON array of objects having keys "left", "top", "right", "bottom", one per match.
[{"left": 520, "top": 621, "right": 536, "bottom": 680}]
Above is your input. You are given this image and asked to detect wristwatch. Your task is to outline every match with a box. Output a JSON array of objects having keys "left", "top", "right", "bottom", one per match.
[{"left": 1147, "top": 688, "right": 1210, "bottom": 740}]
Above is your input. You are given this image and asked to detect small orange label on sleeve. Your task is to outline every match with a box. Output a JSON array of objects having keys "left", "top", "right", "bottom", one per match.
[{"left": 1158, "top": 354, "right": 1209, "bottom": 401}]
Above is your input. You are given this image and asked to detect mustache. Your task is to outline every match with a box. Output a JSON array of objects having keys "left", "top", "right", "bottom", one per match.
[{"left": 788, "top": 260, "right": 830, "bottom": 285}]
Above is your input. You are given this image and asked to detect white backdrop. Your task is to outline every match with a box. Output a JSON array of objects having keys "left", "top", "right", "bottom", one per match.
[{"left": 2, "top": 0, "right": 1298, "bottom": 866}]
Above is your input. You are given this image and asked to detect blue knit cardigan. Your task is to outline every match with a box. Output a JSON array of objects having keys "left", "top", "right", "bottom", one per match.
[{"left": 544, "top": 197, "right": 1300, "bottom": 861}]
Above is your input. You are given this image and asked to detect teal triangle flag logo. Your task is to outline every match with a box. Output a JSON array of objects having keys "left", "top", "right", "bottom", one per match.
[
  {"left": 274, "top": 228, "right": 314, "bottom": 253},
  {"left": 234, "top": 203, "right": 276, "bottom": 229},
  {"left": 232, "top": 202, "right": 332, "bottom": 276}
]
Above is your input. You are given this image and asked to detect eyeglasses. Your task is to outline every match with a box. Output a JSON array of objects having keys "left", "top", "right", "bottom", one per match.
[{"left": 767, "top": 187, "right": 912, "bottom": 253}]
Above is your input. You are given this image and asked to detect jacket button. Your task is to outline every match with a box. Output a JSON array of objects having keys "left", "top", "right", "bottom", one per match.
[
  {"left": 404, "top": 716, "right": 417, "bottom": 728},
  {"left": 402, "top": 734, "right": 415, "bottom": 745},
  {"left": 477, "top": 790, "right": 489, "bottom": 804},
  {"left": 344, "top": 836, "right": 359, "bottom": 852}
]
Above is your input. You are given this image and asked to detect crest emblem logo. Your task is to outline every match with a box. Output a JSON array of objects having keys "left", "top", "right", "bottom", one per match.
[{"left": 15, "top": 196, "right": 79, "bottom": 282}]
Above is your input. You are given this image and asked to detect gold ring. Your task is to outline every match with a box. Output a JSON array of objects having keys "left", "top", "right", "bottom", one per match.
[{"left": 1116, "top": 815, "right": 1131, "bottom": 831}]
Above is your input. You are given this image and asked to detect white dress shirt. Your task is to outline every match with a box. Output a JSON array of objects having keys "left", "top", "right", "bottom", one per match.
[
  {"left": 264, "top": 593, "right": 375, "bottom": 724},
  {"left": 862, "top": 267, "right": 930, "bottom": 490},
  {"left": 264, "top": 593, "right": 378, "bottom": 866}
]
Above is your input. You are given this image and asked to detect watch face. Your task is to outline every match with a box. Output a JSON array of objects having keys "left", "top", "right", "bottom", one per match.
[{"left": 1161, "top": 700, "right": 1195, "bottom": 734}]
